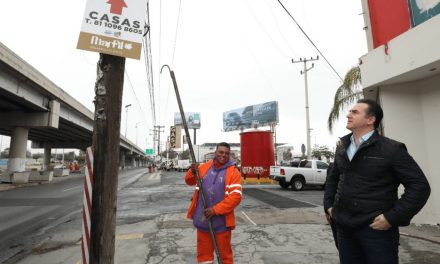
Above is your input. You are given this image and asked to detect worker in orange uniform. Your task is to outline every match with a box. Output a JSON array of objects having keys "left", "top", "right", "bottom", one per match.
[{"left": 185, "top": 142, "right": 242, "bottom": 264}]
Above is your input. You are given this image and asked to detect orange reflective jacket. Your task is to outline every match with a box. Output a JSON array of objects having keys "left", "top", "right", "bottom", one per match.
[{"left": 185, "top": 160, "right": 242, "bottom": 229}]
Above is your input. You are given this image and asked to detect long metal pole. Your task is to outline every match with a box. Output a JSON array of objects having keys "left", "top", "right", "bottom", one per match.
[
  {"left": 303, "top": 61, "right": 311, "bottom": 160},
  {"left": 161, "top": 65, "right": 223, "bottom": 264},
  {"left": 125, "top": 108, "right": 128, "bottom": 137}
]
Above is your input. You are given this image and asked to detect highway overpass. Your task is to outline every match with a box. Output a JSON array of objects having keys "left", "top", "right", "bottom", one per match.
[{"left": 0, "top": 42, "right": 147, "bottom": 182}]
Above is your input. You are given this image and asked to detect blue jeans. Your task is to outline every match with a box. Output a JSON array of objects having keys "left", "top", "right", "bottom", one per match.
[{"left": 337, "top": 224, "right": 399, "bottom": 264}]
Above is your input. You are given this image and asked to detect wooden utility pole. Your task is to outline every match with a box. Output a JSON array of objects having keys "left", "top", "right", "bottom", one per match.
[{"left": 90, "top": 53, "right": 125, "bottom": 263}]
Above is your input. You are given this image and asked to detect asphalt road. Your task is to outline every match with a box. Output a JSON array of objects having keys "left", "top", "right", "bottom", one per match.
[
  {"left": 0, "top": 168, "right": 149, "bottom": 263},
  {"left": 2, "top": 169, "right": 439, "bottom": 263}
]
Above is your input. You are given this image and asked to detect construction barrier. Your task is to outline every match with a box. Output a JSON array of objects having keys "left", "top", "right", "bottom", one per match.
[{"left": 81, "top": 147, "right": 94, "bottom": 264}]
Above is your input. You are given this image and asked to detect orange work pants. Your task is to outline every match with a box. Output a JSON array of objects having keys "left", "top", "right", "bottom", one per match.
[{"left": 197, "top": 229, "right": 233, "bottom": 264}]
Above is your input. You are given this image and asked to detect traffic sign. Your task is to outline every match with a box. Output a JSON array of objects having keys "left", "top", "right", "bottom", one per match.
[{"left": 145, "top": 149, "right": 153, "bottom": 155}]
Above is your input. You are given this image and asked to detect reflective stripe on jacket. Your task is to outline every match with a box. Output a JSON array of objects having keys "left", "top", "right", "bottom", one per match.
[{"left": 185, "top": 159, "right": 242, "bottom": 229}]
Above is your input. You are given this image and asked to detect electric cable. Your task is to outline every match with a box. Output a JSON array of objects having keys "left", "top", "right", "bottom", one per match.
[
  {"left": 124, "top": 69, "right": 149, "bottom": 126},
  {"left": 243, "top": 0, "right": 291, "bottom": 58},
  {"left": 162, "top": 0, "right": 183, "bottom": 129},
  {"left": 277, "top": 0, "right": 344, "bottom": 82}
]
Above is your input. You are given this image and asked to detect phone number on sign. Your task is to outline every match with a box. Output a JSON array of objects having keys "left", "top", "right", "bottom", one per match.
[{"left": 93, "top": 20, "right": 143, "bottom": 34}]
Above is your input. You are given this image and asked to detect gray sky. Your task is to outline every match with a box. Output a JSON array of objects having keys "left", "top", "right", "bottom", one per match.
[{"left": 1, "top": 0, "right": 367, "bottom": 155}]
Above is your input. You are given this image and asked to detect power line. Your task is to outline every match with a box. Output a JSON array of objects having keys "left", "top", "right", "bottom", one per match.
[
  {"left": 162, "top": 0, "right": 183, "bottom": 127},
  {"left": 142, "top": 37, "right": 154, "bottom": 124},
  {"left": 243, "top": 0, "right": 291, "bottom": 58},
  {"left": 276, "top": 0, "right": 343, "bottom": 82},
  {"left": 143, "top": 1, "right": 156, "bottom": 126},
  {"left": 263, "top": 0, "right": 300, "bottom": 58},
  {"left": 157, "top": 0, "right": 162, "bottom": 128},
  {"left": 171, "top": 0, "right": 182, "bottom": 68},
  {"left": 124, "top": 69, "right": 148, "bottom": 126},
  {"left": 165, "top": 0, "right": 182, "bottom": 121}
]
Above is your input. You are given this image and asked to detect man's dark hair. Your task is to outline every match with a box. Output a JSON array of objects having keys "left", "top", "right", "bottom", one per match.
[
  {"left": 216, "top": 142, "right": 231, "bottom": 150},
  {"left": 357, "top": 99, "right": 383, "bottom": 129}
]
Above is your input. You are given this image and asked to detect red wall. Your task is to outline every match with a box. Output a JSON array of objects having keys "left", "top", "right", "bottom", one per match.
[
  {"left": 368, "top": 0, "right": 411, "bottom": 48},
  {"left": 240, "top": 131, "right": 274, "bottom": 178}
]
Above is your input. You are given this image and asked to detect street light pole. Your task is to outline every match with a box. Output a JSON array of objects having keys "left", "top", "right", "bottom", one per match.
[
  {"left": 292, "top": 56, "right": 319, "bottom": 160},
  {"left": 124, "top": 104, "right": 132, "bottom": 137},
  {"left": 135, "top": 122, "right": 140, "bottom": 145}
]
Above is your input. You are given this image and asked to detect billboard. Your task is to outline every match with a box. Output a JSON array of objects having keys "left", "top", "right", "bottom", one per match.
[
  {"left": 169, "top": 126, "right": 176, "bottom": 148},
  {"left": 409, "top": 0, "right": 440, "bottom": 27},
  {"left": 223, "top": 101, "right": 278, "bottom": 132},
  {"left": 174, "top": 112, "right": 201, "bottom": 129}
]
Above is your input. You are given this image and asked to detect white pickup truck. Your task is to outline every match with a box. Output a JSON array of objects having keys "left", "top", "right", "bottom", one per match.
[
  {"left": 175, "top": 159, "right": 191, "bottom": 172},
  {"left": 269, "top": 159, "right": 329, "bottom": 191}
]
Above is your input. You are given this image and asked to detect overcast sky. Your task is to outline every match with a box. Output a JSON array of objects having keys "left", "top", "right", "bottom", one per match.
[{"left": 1, "top": 0, "right": 367, "bottom": 155}]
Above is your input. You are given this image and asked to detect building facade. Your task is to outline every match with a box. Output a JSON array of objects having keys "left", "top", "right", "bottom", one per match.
[{"left": 359, "top": 0, "right": 440, "bottom": 224}]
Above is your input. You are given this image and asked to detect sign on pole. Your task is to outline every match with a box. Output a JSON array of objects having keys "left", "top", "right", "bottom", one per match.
[
  {"left": 77, "top": 0, "right": 147, "bottom": 60},
  {"left": 170, "top": 126, "right": 176, "bottom": 148}
]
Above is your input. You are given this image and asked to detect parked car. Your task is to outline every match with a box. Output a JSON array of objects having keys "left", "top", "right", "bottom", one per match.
[{"left": 159, "top": 161, "right": 175, "bottom": 171}]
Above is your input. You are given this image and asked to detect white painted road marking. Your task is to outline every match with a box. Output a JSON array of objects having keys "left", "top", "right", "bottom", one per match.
[
  {"left": 62, "top": 186, "right": 82, "bottom": 192},
  {"left": 241, "top": 211, "right": 257, "bottom": 226},
  {"left": 148, "top": 172, "right": 161, "bottom": 180}
]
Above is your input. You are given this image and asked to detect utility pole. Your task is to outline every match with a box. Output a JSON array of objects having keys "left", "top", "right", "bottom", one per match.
[
  {"left": 155, "top": 125, "right": 164, "bottom": 156},
  {"left": 166, "top": 136, "right": 170, "bottom": 161},
  {"left": 151, "top": 125, "right": 164, "bottom": 157},
  {"left": 90, "top": 54, "right": 125, "bottom": 263},
  {"left": 124, "top": 104, "right": 132, "bottom": 137},
  {"left": 292, "top": 56, "right": 319, "bottom": 160},
  {"left": 149, "top": 129, "right": 156, "bottom": 157},
  {"left": 271, "top": 123, "right": 277, "bottom": 165}
]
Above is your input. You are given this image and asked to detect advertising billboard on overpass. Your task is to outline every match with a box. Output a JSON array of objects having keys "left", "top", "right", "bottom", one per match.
[{"left": 223, "top": 101, "right": 278, "bottom": 132}]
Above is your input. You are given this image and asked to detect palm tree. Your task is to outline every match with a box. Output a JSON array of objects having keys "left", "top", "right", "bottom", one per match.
[{"left": 327, "top": 66, "right": 363, "bottom": 133}]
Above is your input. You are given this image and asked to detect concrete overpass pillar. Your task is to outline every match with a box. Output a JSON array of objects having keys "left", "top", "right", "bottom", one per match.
[
  {"left": 43, "top": 147, "right": 51, "bottom": 171},
  {"left": 7, "top": 127, "right": 29, "bottom": 173},
  {"left": 119, "top": 150, "right": 125, "bottom": 170},
  {"left": 131, "top": 156, "right": 135, "bottom": 168}
]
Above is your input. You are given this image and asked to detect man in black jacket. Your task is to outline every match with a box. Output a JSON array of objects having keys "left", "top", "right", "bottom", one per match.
[{"left": 324, "top": 99, "right": 430, "bottom": 264}]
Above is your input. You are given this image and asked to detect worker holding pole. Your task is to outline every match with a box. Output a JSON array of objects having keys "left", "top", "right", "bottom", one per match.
[
  {"left": 161, "top": 65, "right": 242, "bottom": 263},
  {"left": 185, "top": 142, "right": 242, "bottom": 263}
]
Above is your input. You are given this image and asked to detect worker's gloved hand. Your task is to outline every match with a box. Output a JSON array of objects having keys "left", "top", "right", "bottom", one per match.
[
  {"left": 190, "top": 163, "right": 199, "bottom": 174},
  {"left": 204, "top": 207, "right": 215, "bottom": 219}
]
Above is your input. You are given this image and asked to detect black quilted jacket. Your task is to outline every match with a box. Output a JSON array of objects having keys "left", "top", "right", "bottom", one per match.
[{"left": 324, "top": 132, "right": 430, "bottom": 228}]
